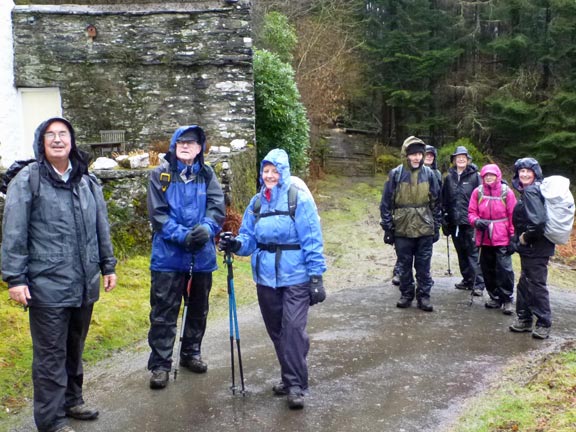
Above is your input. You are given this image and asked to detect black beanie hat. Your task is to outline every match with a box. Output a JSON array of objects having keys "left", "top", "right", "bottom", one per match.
[{"left": 178, "top": 130, "right": 201, "bottom": 142}]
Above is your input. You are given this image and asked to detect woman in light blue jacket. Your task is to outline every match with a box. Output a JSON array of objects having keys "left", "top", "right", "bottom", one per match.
[{"left": 218, "top": 148, "right": 326, "bottom": 410}]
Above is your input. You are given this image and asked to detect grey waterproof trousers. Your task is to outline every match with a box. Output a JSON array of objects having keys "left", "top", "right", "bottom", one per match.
[
  {"left": 257, "top": 282, "right": 310, "bottom": 392},
  {"left": 29, "top": 305, "right": 93, "bottom": 432}
]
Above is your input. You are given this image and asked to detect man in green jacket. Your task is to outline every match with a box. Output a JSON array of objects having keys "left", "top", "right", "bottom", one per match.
[{"left": 380, "top": 136, "right": 442, "bottom": 311}]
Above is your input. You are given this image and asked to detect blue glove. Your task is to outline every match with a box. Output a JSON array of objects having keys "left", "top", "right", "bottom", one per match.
[
  {"left": 185, "top": 225, "right": 210, "bottom": 251},
  {"left": 309, "top": 276, "right": 326, "bottom": 306},
  {"left": 218, "top": 231, "right": 241, "bottom": 253}
]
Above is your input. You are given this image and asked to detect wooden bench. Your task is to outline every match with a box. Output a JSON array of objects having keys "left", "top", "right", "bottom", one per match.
[{"left": 89, "top": 130, "right": 126, "bottom": 157}]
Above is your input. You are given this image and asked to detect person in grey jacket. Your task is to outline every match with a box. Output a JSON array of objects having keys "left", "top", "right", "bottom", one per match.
[{"left": 1, "top": 117, "right": 117, "bottom": 432}]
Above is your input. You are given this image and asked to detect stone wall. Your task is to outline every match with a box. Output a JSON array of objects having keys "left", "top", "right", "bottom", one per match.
[
  {"left": 323, "top": 129, "right": 377, "bottom": 176},
  {"left": 11, "top": 1, "right": 255, "bottom": 150},
  {"left": 0, "top": 147, "right": 256, "bottom": 255}
]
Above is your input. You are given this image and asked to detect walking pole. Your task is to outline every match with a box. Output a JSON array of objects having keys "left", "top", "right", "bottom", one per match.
[
  {"left": 225, "top": 250, "right": 246, "bottom": 395},
  {"left": 445, "top": 235, "right": 453, "bottom": 276},
  {"left": 174, "top": 259, "right": 194, "bottom": 380}
]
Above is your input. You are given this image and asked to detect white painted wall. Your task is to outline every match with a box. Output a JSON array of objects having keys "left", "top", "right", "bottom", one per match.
[
  {"left": 0, "top": 1, "right": 26, "bottom": 168},
  {"left": 0, "top": 2, "right": 64, "bottom": 168}
]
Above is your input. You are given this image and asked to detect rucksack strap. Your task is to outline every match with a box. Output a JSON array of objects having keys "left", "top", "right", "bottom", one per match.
[{"left": 254, "top": 183, "right": 299, "bottom": 222}]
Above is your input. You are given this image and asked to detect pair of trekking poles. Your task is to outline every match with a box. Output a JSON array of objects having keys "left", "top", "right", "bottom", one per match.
[{"left": 173, "top": 245, "right": 246, "bottom": 395}]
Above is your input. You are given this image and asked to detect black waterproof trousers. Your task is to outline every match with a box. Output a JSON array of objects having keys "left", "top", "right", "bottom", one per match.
[
  {"left": 395, "top": 236, "right": 434, "bottom": 301},
  {"left": 257, "top": 282, "right": 310, "bottom": 393},
  {"left": 516, "top": 256, "right": 552, "bottom": 327},
  {"left": 147, "top": 271, "right": 212, "bottom": 372},
  {"left": 479, "top": 246, "right": 515, "bottom": 303},
  {"left": 452, "top": 225, "right": 485, "bottom": 289},
  {"left": 29, "top": 305, "right": 93, "bottom": 432}
]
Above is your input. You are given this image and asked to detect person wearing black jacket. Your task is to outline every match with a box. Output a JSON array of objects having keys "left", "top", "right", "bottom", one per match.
[
  {"left": 508, "top": 158, "right": 555, "bottom": 339},
  {"left": 442, "top": 146, "right": 485, "bottom": 295}
]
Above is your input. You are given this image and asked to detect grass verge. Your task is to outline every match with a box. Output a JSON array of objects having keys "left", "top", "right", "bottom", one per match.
[{"left": 0, "top": 253, "right": 254, "bottom": 422}]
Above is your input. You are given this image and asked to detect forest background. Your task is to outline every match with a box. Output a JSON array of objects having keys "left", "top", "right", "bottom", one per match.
[{"left": 252, "top": 0, "right": 576, "bottom": 179}]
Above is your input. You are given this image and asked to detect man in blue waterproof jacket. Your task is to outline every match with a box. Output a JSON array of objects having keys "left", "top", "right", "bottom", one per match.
[{"left": 146, "top": 125, "right": 225, "bottom": 389}]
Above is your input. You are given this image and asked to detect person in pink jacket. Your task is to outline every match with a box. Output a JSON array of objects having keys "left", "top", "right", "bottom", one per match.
[{"left": 468, "top": 164, "right": 517, "bottom": 314}]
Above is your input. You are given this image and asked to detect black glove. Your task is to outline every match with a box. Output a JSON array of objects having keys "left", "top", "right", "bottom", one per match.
[
  {"left": 185, "top": 225, "right": 210, "bottom": 251},
  {"left": 505, "top": 237, "right": 518, "bottom": 256},
  {"left": 474, "top": 219, "right": 490, "bottom": 231},
  {"left": 218, "top": 231, "right": 241, "bottom": 253},
  {"left": 384, "top": 230, "right": 395, "bottom": 245},
  {"left": 441, "top": 224, "right": 451, "bottom": 237},
  {"left": 309, "top": 276, "right": 326, "bottom": 306},
  {"left": 433, "top": 230, "right": 440, "bottom": 243}
]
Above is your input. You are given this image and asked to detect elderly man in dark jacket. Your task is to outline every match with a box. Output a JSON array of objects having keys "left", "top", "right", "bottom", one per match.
[
  {"left": 442, "top": 146, "right": 485, "bottom": 295},
  {"left": 2, "top": 117, "right": 117, "bottom": 432},
  {"left": 380, "top": 136, "right": 442, "bottom": 312}
]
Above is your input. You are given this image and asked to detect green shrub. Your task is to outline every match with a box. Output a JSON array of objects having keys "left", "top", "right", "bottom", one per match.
[
  {"left": 376, "top": 154, "right": 401, "bottom": 174},
  {"left": 253, "top": 49, "right": 310, "bottom": 175},
  {"left": 437, "top": 138, "right": 488, "bottom": 173}
]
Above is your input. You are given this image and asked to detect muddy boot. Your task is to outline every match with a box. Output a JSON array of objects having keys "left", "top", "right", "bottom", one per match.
[
  {"left": 454, "top": 281, "right": 471, "bottom": 290},
  {"left": 532, "top": 325, "right": 551, "bottom": 339},
  {"left": 391, "top": 274, "right": 400, "bottom": 286},
  {"left": 396, "top": 297, "right": 412, "bottom": 308},
  {"left": 180, "top": 355, "right": 208, "bottom": 373},
  {"left": 65, "top": 404, "right": 99, "bottom": 420},
  {"left": 417, "top": 298, "right": 434, "bottom": 312},
  {"left": 509, "top": 319, "right": 532, "bottom": 333},
  {"left": 150, "top": 370, "right": 169, "bottom": 389},
  {"left": 484, "top": 299, "right": 501, "bottom": 309},
  {"left": 272, "top": 382, "right": 288, "bottom": 396},
  {"left": 287, "top": 388, "right": 304, "bottom": 410},
  {"left": 502, "top": 302, "right": 514, "bottom": 315}
]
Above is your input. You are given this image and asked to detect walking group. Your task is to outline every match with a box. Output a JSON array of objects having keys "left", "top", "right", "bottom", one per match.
[
  {"left": 380, "top": 136, "right": 573, "bottom": 341},
  {"left": 2, "top": 118, "right": 572, "bottom": 432},
  {"left": 1, "top": 118, "right": 325, "bottom": 432}
]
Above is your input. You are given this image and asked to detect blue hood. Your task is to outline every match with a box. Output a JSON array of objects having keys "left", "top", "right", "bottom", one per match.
[
  {"left": 259, "top": 148, "right": 292, "bottom": 189},
  {"left": 165, "top": 125, "right": 207, "bottom": 169}
]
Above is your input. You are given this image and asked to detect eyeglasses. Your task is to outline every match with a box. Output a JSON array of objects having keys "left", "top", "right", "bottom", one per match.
[
  {"left": 44, "top": 131, "right": 70, "bottom": 140},
  {"left": 176, "top": 140, "right": 199, "bottom": 146}
]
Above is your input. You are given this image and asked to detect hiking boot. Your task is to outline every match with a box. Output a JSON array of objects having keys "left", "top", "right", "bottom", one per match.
[
  {"left": 272, "top": 382, "right": 288, "bottom": 396},
  {"left": 396, "top": 297, "right": 413, "bottom": 308},
  {"left": 509, "top": 319, "right": 533, "bottom": 333},
  {"left": 472, "top": 289, "right": 484, "bottom": 297},
  {"left": 53, "top": 426, "right": 76, "bottom": 432},
  {"left": 287, "top": 389, "right": 304, "bottom": 410},
  {"left": 180, "top": 355, "right": 208, "bottom": 374},
  {"left": 391, "top": 275, "right": 400, "bottom": 286},
  {"left": 417, "top": 298, "right": 434, "bottom": 312},
  {"left": 149, "top": 370, "right": 169, "bottom": 389},
  {"left": 502, "top": 302, "right": 514, "bottom": 315},
  {"left": 532, "top": 325, "right": 551, "bottom": 340},
  {"left": 65, "top": 404, "right": 99, "bottom": 420},
  {"left": 454, "top": 281, "right": 471, "bottom": 290},
  {"left": 484, "top": 299, "right": 501, "bottom": 309}
]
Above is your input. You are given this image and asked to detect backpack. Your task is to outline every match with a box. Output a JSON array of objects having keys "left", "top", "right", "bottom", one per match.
[
  {"left": 254, "top": 183, "right": 299, "bottom": 222},
  {"left": 0, "top": 159, "right": 40, "bottom": 196},
  {"left": 539, "top": 175, "right": 575, "bottom": 245},
  {"left": 477, "top": 183, "right": 509, "bottom": 205},
  {"left": 253, "top": 176, "right": 315, "bottom": 222}
]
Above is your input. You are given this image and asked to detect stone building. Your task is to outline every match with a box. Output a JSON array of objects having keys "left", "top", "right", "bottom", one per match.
[{"left": 2, "top": 0, "right": 255, "bottom": 166}]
